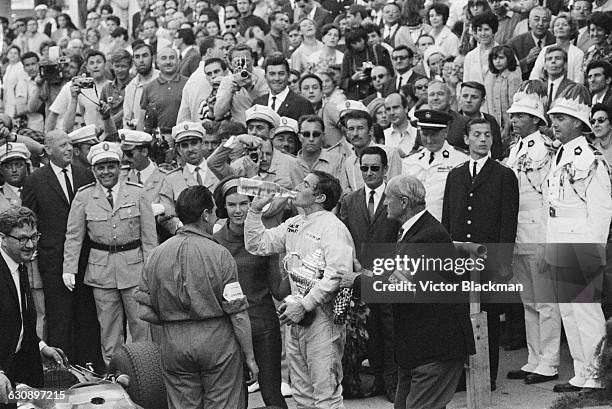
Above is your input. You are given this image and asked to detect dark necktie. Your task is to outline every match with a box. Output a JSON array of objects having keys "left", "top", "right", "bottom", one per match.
[
  {"left": 368, "top": 190, "right": 375, "bottom": 218},
  {"left": 472, "top": 161, "right": 478, "bottom": 179},
  {"left": 137, "top": 171, "right": 142, "bottom": 184},
  {"left": 18, "top": 264, "right": 28, "bottom": 317},
  {"left": 556, "top": 146, "right": 564, "bottom": 165},
  {"left": 271, "top": 96, "right": 277, "bottom": 111},
  {"left": 195, "top": 167, "right": 203, "bottom": 185},
  {"left": 62, "top": 168, "right": 74, "bottom": 202},
  {"left": 518, "top": 140, "right": 524, "bottom": 152},
  {"left": 397, "top": 227, "right": 404, "bottom": 242},
  {"left": 397, "top": 75, "right": 403, "bottom": 90},
  {"left": 537, "top": 38, "right": 542, "bottom": 48},
  {"left": 107, "top": 188, "right": 114, "bottom": 208},
  {"left": 429, "top": 151, "right": 435, "bottom": 164},
  {"left": 548, "top": 82, "right": 554, "bottom": 102}
]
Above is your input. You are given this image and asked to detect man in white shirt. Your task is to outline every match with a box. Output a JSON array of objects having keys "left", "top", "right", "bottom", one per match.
[
  {"left": 587, "top": 60, "right": 612, "bottom": 106},
  {"left": 383, "top": 93, "right": 418, "bottom": 157},
  {"left": 541, "top": 47, "right": 576, "bottom": 104},
  {"left": 123, "top": 43, "right": 159, "bottom": 130}
]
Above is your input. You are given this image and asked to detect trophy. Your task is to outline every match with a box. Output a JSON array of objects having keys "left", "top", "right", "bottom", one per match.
[{"left": 282, "top": 249, "right": 326, "bottom": 326}]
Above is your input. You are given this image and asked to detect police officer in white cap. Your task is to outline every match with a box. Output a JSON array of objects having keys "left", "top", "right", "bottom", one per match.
[
  {"left": 68, "top": 124, "right": 99, "bottom": 169},
  {"left": 62, "top": 141, "right": 157, "bottom": 366},
  {"left": 545, "top": 84, "right": 611, "bottom": 392},
  {"left": 402, "top": 109, "right": 469, "bottom": 221},
  {"left": 160, "top": 122, "right": 219, "bottom": 235},
  {"left": 0, "top": 142, "right": 30, "bottom": 210},
  {"left": 339, "top": 100, "right": 402, "bottom": 192},
  {"left": 272, "top": 116, "right": 299, "bottom": 156},
  {"left": 505, "top": 92, "right": 562, "bottom": 385}
]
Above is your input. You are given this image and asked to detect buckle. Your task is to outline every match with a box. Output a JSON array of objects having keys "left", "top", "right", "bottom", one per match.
[{"left": 108, "top": 243, "right": 119, "bottom": 253}]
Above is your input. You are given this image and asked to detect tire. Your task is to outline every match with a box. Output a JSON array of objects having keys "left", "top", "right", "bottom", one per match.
[{"left": 108, "top": 342, "right": 167, "bottom": 409}]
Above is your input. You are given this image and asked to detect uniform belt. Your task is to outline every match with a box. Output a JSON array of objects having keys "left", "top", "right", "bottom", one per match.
[
  {"left": 549, "top": 207, "right": 587, "bottom": 218},
  {"left": 90, "top": 239, "right": 142, "bottom": 253}
]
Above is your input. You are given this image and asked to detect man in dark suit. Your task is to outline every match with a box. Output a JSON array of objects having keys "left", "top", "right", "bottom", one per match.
[
  {"left": 263, "top": 11, "right": 291, "bottom": 59},
  {"left": 0, "top": 206, "right": 67, "bottom": 408},
  {"left": 294, "top": 0, "right": 333, "bottom": 38},
  {"left": 389, "top": 46, "right": 426, "bottom": 93},
  {"left": 587, "top": 60, "right": 612, "bottom": 106},
  {"left": 254, "top": 53, "right": 315, "bottom": 121},
  {"left": 543, "top": 46, "right": 576, "bottom": 105},
  {"left": 442, "top": 118, "right": 519, "bottom": 390},
  {"left": 339, "top": 146, "right": 400, "bottom": 402},
  {"left": 21, "top": 130, "right": 102, "bottom": 371},
  {"left": 349, "top": 174, "right": 475, "bottom": 408},
  {"left": 175, "top": 28, "right": 201, "bottom": 78},
  {"left": 508, "top": 6, "right": 555, "bottom": 80},
  {"left": 362, "top": 65, "right": 394, "bottom": 106}
]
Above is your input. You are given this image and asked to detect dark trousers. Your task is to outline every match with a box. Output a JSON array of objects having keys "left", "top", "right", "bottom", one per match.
[
  {"left": 251, "top": 316, "right": 287, "bottom": 409},
  {"left": 42, "top": 273, "right": 104, "bottom": 371},
  {"left": 482, "top": 303, "right": 500, "bottom": 383},
  {"left": 394, "top": 358, "right": 464, "bottom": 409},
  {"left": 0, "top": 348, "right": 44, "bottom": 409},
  {"left": 367, "top": 303, "right": 397, "bottom": 391}
]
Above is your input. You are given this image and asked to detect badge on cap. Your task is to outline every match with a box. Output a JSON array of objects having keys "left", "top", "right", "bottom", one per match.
[
  {"left": 103, "top": 143, "right": 109, "bottom": 151},
  {"left": 528, "top": 140, "right": 534, "bottom": 147},
  {"left": 282, "top": 118, "right": 287, "bottom": 124},
  {"left": 442, "top": 150, "right": 449, "bottom": 158},
  {"left": 120, "top": 133, "right": 125, "bottom": 140},
  {"left": 575, "top": 147, "right": 582, "bottom": 155},
  {"left": 6, "top": 144, "right": 12, "bottom": 152},
  {"left": 346, "top": 101, "right": 351, "bottom": 108},
  {"left": 425, "top": 112, "right": 431, "bottom": 118},
  {"left": 184, "top": 124, "right": 189, "bottom": 130}
]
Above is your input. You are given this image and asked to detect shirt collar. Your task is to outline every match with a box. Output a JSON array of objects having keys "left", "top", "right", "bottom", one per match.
[
  {"left": 549, "top": 76, "right": 564, "bottom": 88},
  {"left": 50, "top": 162, "right": 72, "bottom": 176},
  {"left": 367, "top": 183, "right": 385, "bottom": 198},
  {"left": 0, "top": 246, "right": 19, "bottom": 274},
  {"left": 139, "top": 161, "right": 156, "bottom": 183},
  {"left": 271, "top": 86, "right": 290, "bottom": 99},
  {"left": 157, "top": 73, "right": 182, "bottom": 84},
  {"left": 399, "top": 209, "right": 426, "bottom": 241},
  {"left": 185, "top": 160, "right": 207, "bottom": 175},
  {"left": 3, "top": 183, "right": 20, "bottom": 196}
]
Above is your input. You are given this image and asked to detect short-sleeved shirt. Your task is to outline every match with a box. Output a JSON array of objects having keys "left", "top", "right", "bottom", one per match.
[
  {"left": 100, "top": 76, "right": 132, "bottom": 130},
  {"left": 49, "top": 79, "right": 110, "bottom": 130},
  {"left": 140, "top": 73, "right": 188, "bottom": 133}
]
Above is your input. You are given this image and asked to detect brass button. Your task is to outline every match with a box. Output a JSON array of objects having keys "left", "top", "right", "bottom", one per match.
[
  {"left": 468, "top": 206, "right": 472, "bottom": 211},
  {"left": 467, "top": 220, "right": 472, "bottom": 225},
  {"left": 467, "top": 234, "right": 471, "bottom": 239}
]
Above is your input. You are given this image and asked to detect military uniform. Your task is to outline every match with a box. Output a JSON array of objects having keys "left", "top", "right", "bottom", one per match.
[
  {"left": 63, "top": 143, "right": 158, "bottom": 365},
  {"left": 403, "top": 141, "right": 468, "bottom": 221},
  {"left": 507, "top": 130, "right": 561, "bottom": 377},
  {"left": 544, "top": 135, "right": 611, "bottom": 388}
]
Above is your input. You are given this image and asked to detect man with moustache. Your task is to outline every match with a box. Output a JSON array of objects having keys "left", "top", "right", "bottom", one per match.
[{"left": 68, "top": 125, "right": 99, "bottom": 169}]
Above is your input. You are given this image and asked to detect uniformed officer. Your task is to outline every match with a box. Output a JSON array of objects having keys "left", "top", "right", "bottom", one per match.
[
  {"left": 505, "top": 93, "right": 562, "bottom": 385},
  {"left": 68, "top": 125, "right": 99, "bottom": 169},
  {"left": 402, "top": 109, "right": 469, "bottom": 221},
  {"left": 62, "top": 141, "right": 157, "bottom": 366},
  {"left": 544, "top": 84, "right": 612, "bottom": 392},
  {"left": 0, "top": 142, "right": 30, "bottom": 210},
  {"left": 159, "top": 122, "right": 220, "bottom": 235},
  {"left": 272, "top": 116, "right": 299, "bottom": 156}
]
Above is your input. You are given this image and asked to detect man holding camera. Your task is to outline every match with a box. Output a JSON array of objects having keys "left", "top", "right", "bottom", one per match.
[
  {"left": 99, "top": 50, "right": 134, "bottom": 132},
  {"left": 15, "top": 52, "right": 44, "bottom": 134},
  {"left": 214, "top": 44, "right": 269, "bottom": 124}
]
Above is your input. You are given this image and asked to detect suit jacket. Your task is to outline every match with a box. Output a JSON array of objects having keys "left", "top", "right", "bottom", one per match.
[
  {"left": 549, "top": 77, "right": 576, "bottom": 103},
  {"left": 451, "top": 111, "right": 504, "bottom": 160},
  {"left": 0, "top": 256, "right": 43, "bottom": 387},
  {"left": 263, "top": 32, "right": 291, "bottom": 59},
  {"left": 442, "top": 158, "right": 519, "bottom": 268},
  {"left": 321, "top": 0, "right": 352, "bottom": 18},
  {"left": 178, "top": 46, "right": 201, "bottom": 78},
  {"left": 594, "top": 87, "right": 612, "bottom": 107},
  {"left": 508, "top": 31, "right": 556, "bottom": 80},
  {"left": 21, "top": 164, "right": 94, "bottom": 276},
  {"left": 254, "top": 90, "right": 315, "bottom": 121},
  {"left": 389, "top": 71, "right": 427, "bottom": 93},
  {"left": 393, "top": 211, "right": 475, "bottom": 369},
  {"left": 339, "top": 187, "right": 400, "bottom": 269}
]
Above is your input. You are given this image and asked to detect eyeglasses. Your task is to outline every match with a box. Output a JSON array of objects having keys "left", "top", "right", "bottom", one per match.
[
  {"left": 123, "top": 150, "right": 134, "bottom": 158},
  {"left": 372, "top": 74, "right": 387, "bottom": 80},
  {"left": 5, "top": 232, "right": 41, "bottom": 246},
  {"left": 392, "top": 55, "right": 409, "bottom": 61},
  {"left": 415, "top": 84, "right": 427, "bottom": 90},
  {"left": 226, "top": 23, "right": 237, "bottom": 28},
  {"left": 360, "top": 165, "right": 382, "bottom": 172},
  {"left": 300, "top": 131, "right": 322, "bottom": 138},
  {"left": 590, "top": 117, "right": 609, "bottom": 125}
]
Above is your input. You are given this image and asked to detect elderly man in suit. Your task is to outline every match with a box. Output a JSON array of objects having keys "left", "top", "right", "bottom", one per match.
[
  {"left": 21, "top": 131, "right": 102, "bottom": 371},
  {"left": 0, "top": 207, "right": 68, "bottom": 408},
  {"left": 509, "top": 6, "right": 555, "bottom": 80},
  {"left": 254, "top": 53, "right": 315, "bottom": 121},
  {"left": 339, "top": 146, "right": 400, "bottom": 402},
  {"left": 442, "top": 118, "right": 519, "bottom": 390}
]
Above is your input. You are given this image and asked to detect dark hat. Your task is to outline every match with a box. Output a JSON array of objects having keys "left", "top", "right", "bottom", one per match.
[{"left": 414, "top": 109, "right": 452, "bottom": 129}]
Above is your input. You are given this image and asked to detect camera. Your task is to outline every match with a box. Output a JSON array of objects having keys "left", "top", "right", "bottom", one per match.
[
  {"left": 232, "top": 55, "right": 251, "bottom": 81},
  {"left": 39, "top": 56, "right": 71, "bottom": 83},
  {"left": 74, "top": 76, "right": 95, "bottom": 89},
  {"left": 362, "top": 61, "right": 374, "bottom": 79},
  {"left": 246, "top": 147, "right": 259, "bottom": 163}
]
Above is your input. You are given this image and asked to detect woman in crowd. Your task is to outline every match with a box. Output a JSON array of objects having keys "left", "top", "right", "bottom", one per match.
[
  {"left": 582, "top": 12, "right": 612, "bottom": 70},
  {"left": 427, "top": 2, "right": 460, "bottom": 58},
  {"left": 402, "top": 0, "right": 432, "bottom": 44},
  {"left": 222, "top": 31, "right": 238, "bottom": 49},
  {"left": 213, "top": 177, "right": 289, "bottom": 409},
  {"left": 52, "top": 13, "right": 78, "bottom": 43},
  {"left": 307, "top": 24, "right": 344, "bottom": 73},
  {"left": 288, "top": 69, "right": 301, "bottom": 93},
  {"left": 291, "top": 18, "right": 323, "bottom": 73},
  {"left": 205, "top": 20, "right": 221, "bottom": 37},
  {"left": 2, "top": 45, "right": 28, "bottom": 119},
  {"left": 485, "top": 44, "right": 522, "bottom": 142},
  {"left": 459, "top": 0, "right": 491, "bottom": 55},
  {"left": 530, "top": 13, "right": 584, "bottom": 84},
  {"left": 590, "top": 103, "right": 612, "bottom": 164},
  {"left": 422, "top": 45, "right": 446, "bottom": 80},
  {"left": 318, "top": 69, "right": 347, "bottom": 150},
  {"left": 245, "top": 26, "right": 266, "bottom": 41},
  {"left": 367, "top": 97, "right": 389, "bottom": 144},
  {"left": 85, "top": 28, "right": 101, "bottom": 51},
  {"left": 463, "top": 11, "right": 499, "bottom": 84},
  {"left": 299, "top": 73, "right": 324, "bottom": 114}
]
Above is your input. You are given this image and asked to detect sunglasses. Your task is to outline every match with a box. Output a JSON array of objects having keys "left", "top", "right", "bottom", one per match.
[
  {"left": 226, "top": 24, "right": 237, "bottom": 28},
  {"left": 590, "top": 117, "right": 609, "bottom": 125},
  {"left": 300, "top": 131, "right": 322, "bottom": 138},
  {"left": 372, "top": 74, "right": 387, "bottom": 80},
  {"left": 415, "top": 84, "right": 427, "bottom": 90},
  {"left": 123, "top": 150, "right": 134, "bottom": 158},
  {"left": 360, "top": 165, "right": 382, "bottom": 172}
]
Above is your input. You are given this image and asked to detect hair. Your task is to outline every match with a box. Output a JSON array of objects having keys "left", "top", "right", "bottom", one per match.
[
  {"left": 320, "top": 23, "right": 340, "bottom": 38},
  {"left": 176, "top": 186, "right": 215, "bottom": 224},
  {"left": 299, "top": 114, "right": 325, "bottom": 131},
  {"left": 310, "top": 171, "right": 342, "bottom": 211},
  {"left": 142, "top": 17, "right": 158, "bottom": 28},
  {"left": 110, "top": 49, "right": 132, "bottom": 65},
  {"left": 386, "top": 92, "right": 410, "bottom": 109},
  {"left": 466, "top": 0, "right": 492, "bottom": 21},
  {"left": 111, "top": 27, "right": 129, "bottom": 41},
  {"left": 427, "top": 2, "right": 450, "bottom": 25},
  {"left": 263, "top": 52, "right": 290, "bottom": 73},
  {"left": 100, "top": 4, "right": 114, "bottom": 14},
  {"left": 545, "top": 45, "right": 568, "bottom": 63},
  {"left": 299, "top": 73, "right": 323, "bottom": 90},
  {"left": 288, "top": 23, "right": 300, "bottom": 34},
  {"left": 386, "top": 175, "right": 426, "bottom": 211},
  {"left": 132, "top": 41, "right": 153, "bottom": 55},
  {"left": 39, "top": 40, "right": 55, "bottom": 56},
  {"left": 0, "top": 206, "right": 37, "bottom": 235},
  {"left": 85, "top": 28, "right": 101, "bottom": 43},
  {"left": 471, "top": 11, "right": 498, "bottom": 33},
  {"left": 348, "top": 4, "right": 368, "bottom": 18},
  {"left": 591, "top": 103, "right": 612, "bottom": 122},
  {"left": 228, "top": 43, "right": 252, "bottom": 61},
  {"left": 392, "top": 44, "right": 414, "bottom": 59},
  {"left": 341, "top": 110, "right": 373, "bottom": 128},
  {"left": 107, "top": 15, "right": 120, "bottom": 26},
  {"left": 205, "top": 19, "right": 220, "bottom": 30},
  {"left": 461, "top": 81, "right": 486, "bottom": 98},
  {"left": 176, "top": 28, "right": 195, "bottom": 45},
  {"left": 289, "top": 69, "right": 301, "bottom": 79},
  {"left": 488, "top": 44, "right": 518, "bottom": 74},
  {"left": 85, "top": 49, "right": 106, "bottom": 63},
  {"left": 363, "top": 23, "right": 382, "bottom": 37},
  {"left": 345, "top": 27, "right": 368, "bottom": 46},
  {"left": 199, "top": 35, "right": 223, "bottom": 56},
  {"left": 588, "top": 11, "right": 612, "bottom": 35},
  {"left": 7, "top": 45, "right": 22, "bottom": 57},
  {"left": 271, "top": 10, "right": 289, "bottom": 22},
  {"left": 205, "top": 57, "right": 228, "bottom": 70},
  {"left": 213, "top": 176, "right": 245, "bottom": 219},
  {"left": 21, "top": 51, "right": 39, "bottom": 63},
  {"left": 465, "top": 117, "right": 491, "bottom": 134},
  {"left": 218, "top": 120, "right": 247, "bottom": 140},
  {"left": 552, "top": 12, "right": 579, "bottom": 40},
  {"left": 586, "top": 60, "right": 612, "bottom": 79},
  {"left": 69, "top": 53, "right": 84, "bottom": 69},
  {"left": 359, "top": 145, "right": 388, "bottom": 167}
]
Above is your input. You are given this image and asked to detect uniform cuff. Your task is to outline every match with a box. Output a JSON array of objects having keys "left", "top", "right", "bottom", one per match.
[{"left": 39, "top": 340, "right": 47, "bottom": 352}]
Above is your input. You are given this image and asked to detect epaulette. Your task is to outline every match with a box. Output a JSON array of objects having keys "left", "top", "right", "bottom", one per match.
[
  {"left": 572, "top": 142, "right": 597, "bottom": 171},
  {"left": 77, "top": 182, "right": 95, "bottom": 192},
  {"left": 126, "top": 181, "right": 144, "bottom": 188}
]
